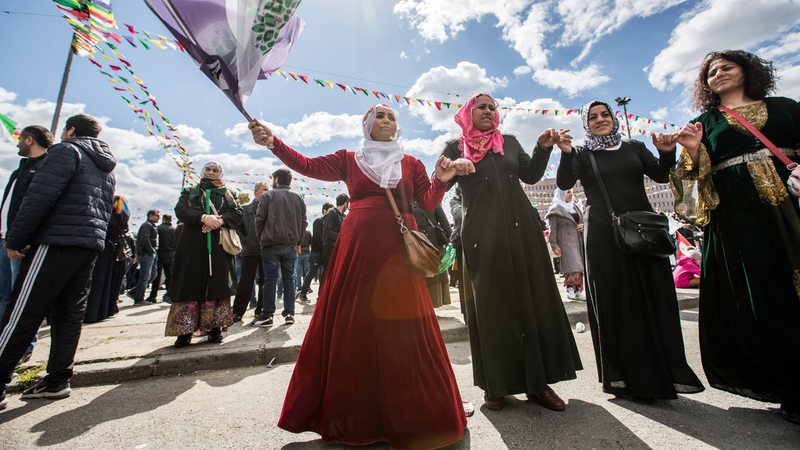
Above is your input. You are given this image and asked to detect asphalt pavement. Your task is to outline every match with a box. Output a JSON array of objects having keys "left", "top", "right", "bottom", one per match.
[{"left": 6, "top": 277, "right": 700, "bottom": 392}]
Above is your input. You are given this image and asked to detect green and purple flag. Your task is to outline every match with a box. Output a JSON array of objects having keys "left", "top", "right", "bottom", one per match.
[{"left": 144, "top": 0, "right": 305, "bottom": 118}]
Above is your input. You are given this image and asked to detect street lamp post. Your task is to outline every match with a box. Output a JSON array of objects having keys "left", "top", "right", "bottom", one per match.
[{"left": 615, "top": 96, "right": 631, "bottom": 138}]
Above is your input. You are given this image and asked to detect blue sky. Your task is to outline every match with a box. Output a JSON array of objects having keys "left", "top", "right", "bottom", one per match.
[{"left": 1, "top": 0, "right": 799, "bottom": 227}]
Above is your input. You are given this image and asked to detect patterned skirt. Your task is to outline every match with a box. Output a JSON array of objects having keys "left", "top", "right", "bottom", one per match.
[
  {"left": 164, "top": 298, "right": 233, "bottom": 336},
  {"left": 563, "top": 272, "right": 584, "bottom": 291}
]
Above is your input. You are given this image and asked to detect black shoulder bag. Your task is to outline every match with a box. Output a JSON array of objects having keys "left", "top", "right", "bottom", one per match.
[{"left": 587, "top": 150, "right": 675, "bottom": 258}]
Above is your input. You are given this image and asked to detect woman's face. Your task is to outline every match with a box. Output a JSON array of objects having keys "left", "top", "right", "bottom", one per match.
[
  {"left": 707, "top": 58, "right": 745, "bottom": 97},
  {"left": 564, "top": 190, "right": 573, "bottom": 202},
  {"left": 587, "top": 104, "right": 614, "bottom": 136},
  {"left": 203, "top": 163, "right": 222, "bottom": 180},
  {"left": 369, "top": 107, "right": 398, "bottom": 142},
  {"left": 471, "top": 96, "right": 497, "bottom": 132}
]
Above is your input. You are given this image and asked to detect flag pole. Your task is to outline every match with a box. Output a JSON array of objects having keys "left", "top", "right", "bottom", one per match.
[{"left": 51, "top": 40, "right": 75, "bottom": 134}]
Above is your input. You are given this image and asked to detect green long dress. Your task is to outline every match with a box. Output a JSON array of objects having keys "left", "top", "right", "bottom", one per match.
[
  {"left": 443, "top": 135, "right": 582, "bottom": 398},
  {"left": 673, "top": 97, "right": 800, "bottom": 406}
]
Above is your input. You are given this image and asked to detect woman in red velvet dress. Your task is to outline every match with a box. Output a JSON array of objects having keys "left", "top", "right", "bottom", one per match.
[{"left": 249, "top": 104, "right": 474, "bottom": 449}]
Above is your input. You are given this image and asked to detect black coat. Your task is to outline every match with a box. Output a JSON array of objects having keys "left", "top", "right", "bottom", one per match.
[
  {"left": 1, "top": 154, "right": 46, "bottom": 238},
  {"left": 170, "top": 186, "right": 243, "bottom": 302},
  {"left": 443, "top": 135, "right": 581, "bottom": 396},
  {"left": 7, "top": 137, "right": 116, "bottom": 251}
]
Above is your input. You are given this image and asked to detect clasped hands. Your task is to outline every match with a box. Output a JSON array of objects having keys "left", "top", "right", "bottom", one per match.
[
  {"left": 435, "top": 156, "right": 475, "bottom": 183},
  {"left": 201, "top": 214, "right": 224, "bottom": 234}
]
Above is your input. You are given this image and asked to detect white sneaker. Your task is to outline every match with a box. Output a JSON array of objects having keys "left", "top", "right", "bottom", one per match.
[
  {"left": 575, "top": 291, "right": 587, "bottom": 301},
  {"left": 566, "top": 287, "right": 576, "bottom": 300}
]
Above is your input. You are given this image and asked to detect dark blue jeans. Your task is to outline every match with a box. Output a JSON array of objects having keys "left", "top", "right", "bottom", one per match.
[{"left": 261, "top": 244, "right": 297, "bottom": 318}]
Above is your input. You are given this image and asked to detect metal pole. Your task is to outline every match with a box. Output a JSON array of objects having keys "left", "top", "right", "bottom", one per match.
[
  {"left": 623, "top": 104, "right": 631, "bottom": 138},
  {"left": 51, "top": 40, "right": 75, "bottom": 135}
]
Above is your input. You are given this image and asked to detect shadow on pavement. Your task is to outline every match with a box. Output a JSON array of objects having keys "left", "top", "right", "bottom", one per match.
[
  {"left": 25, "top": 362, "right": 252, "bottom": 446},
  {"left": 483, "top": 398, "right": 650, "bottom": 448},
  {"left": 613, "top": 395, "right": 800, "bottom": 448}
]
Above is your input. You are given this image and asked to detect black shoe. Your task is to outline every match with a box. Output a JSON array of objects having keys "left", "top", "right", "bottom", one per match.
[
  {"left": 145, "top": 297, "right": 157, "bottom": 304},
  {"left": 21, "top": 379, "right": 71, "bottom": 400},
  {"left": 207, "top": 328, "right": 223, "bottom": 343},
  {"left": 162, "top": 295, "right": 172, "bottom": 304},
  {"left": 780, "top": 404, "right": 800, "bottom": 424},
  {"left": 252, "top": 316, "right": 273, "bottom": 327},
  {"left": 232, "top": 314, "right": 242, "bottom": 323},
  {"left": 174, "top": 334, "right": 192, "bottom": 348},
  {"left": 285, "top": 315, "right": 295, "bottom": 325}
]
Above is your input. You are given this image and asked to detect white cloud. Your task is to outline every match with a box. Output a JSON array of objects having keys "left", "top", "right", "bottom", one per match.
[
  {"left": 400, "top": 50, "right": 410, "bottom": 60},
  {"left": 0, "top": 87, "right": 17, "bottom": 104},
  {"left": 646, "top": 0, "right": 800, "bottom": 91},
  {"left": 405, "top": 61, "right": 508, "bottom": 132},
  {"left": 393, "top": 0, "right": 528, "bottom": 43},
  {"left": 650, "top": 107, "right": 669, "bottom": 120},
  {"left": 502, "top": 98, "right": 583, "bottom": 147},
  {"left": 556, "top": 0, "right": 689, "bottom": 64},
  {"left": 225, "top": 112, "right": 363, "bottom": 150},
  {"left": 513, "top": 65, "right": 532, "bottom": 77},
  {"left": 757, "top": 31, "right": 800, "bottom": 60},
  {"left": 532, "top": 65, "right": 611, "bottom": 97},
  {"left": 777, "top": 65, "right": 800, "bottom": 100}
]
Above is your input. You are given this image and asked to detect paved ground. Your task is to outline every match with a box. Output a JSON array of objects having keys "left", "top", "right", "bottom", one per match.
[
  {"left": 7, "top": 278, "right": 700, "bottom": 391},
  {"left": 2, "top": 316, "right": 798, "bottom": 449}
]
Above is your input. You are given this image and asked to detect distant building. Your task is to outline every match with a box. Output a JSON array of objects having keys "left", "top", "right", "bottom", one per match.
[{"left": 523, "top": 177, "right": 674, "bottom": 220}]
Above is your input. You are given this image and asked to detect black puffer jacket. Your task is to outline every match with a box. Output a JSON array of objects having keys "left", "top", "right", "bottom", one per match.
[{"left": 6, "top": 137, "right": 116, "bottom": 251}]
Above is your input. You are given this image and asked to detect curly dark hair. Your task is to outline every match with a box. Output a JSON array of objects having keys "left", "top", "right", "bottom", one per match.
[{"left": 692, "top": 50, "right": 777, "bottom": 112}]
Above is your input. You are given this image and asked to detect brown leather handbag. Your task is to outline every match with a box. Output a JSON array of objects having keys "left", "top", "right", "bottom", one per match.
[{"left": 385, "top": 189, "right": 443, "bottom": 277}]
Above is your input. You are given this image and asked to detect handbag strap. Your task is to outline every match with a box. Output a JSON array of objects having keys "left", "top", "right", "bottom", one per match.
[
  {"left": 719, "top": 105, "right": 798, "bottom": 170},
  {"left": 586, "top": 150, "right": 618, "bottom": 220},
  {"left": 384, "top": 189, "right": 409, "bottom": 233}
]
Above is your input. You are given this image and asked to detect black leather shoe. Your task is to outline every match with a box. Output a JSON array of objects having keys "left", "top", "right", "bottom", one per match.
[
  {"left": 483, "top": 393, "right": 504, "bottom": 410},
  {"left": 207, "top": 328, "right": 223, "bottom": 343},
  {"left": 174, "top": 334, "right": 191, "bottom": 348},
  {"left": 528, "top": 386, "right": 566, "bottom": 411}
]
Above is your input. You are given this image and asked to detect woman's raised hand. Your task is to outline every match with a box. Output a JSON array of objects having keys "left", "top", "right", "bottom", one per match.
[
  {"left": 248, "top": 119, "right": 275, "bottom": 149},
  {"left": 555, "top": 129, "right": 573, "bottom": 153},
  {"left": 788, "top": 166, "right": 800, "bottom": 197},
  {"left": 537, "top": 128, "right": 560, "bottom": 148},
  {"left": 676, "top": 122, "right": 704, "bottom": 166},
  {"left": 651, "top": 132, "right": 678, "bottom": 152}
]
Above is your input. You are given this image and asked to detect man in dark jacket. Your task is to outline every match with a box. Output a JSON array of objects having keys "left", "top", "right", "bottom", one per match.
[
  {"left": 0, "top": 125, "right": 54, "bottom": 369},
  {"left": 130, "top": 209, "right": 159, "bottom": 304},
  {"left": 321, "top": 193, "right": 349, "bottom": 277},
  {"left": 148, "top": 213, "right": 175, "bottom": 303},
  {"left": 253, "top": 169, "right": 306, "bottom": 326},
  {"left": 234, "top": 181, "right": 268, "bottom": 323},
  {"left": 0, "top": 114, "right": 115, "bottom": 406},
  {"left": 295, "top": 202, "right": 332, "bottom": 303}
]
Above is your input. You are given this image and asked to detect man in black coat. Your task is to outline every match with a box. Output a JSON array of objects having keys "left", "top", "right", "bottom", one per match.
[
  {"left": 148, "top": 213, "right": 175, "bottom": 303},
  {"left": 295, "top": 202, "right": 333, "bottom": 303},
  {"left": 0, "top": 125, "right": 54, "bottom": 369},
  {"left": 0, "top": 114, "right": 115, "bottom": 407},
  {"left": 321, "top": 193, "right": 349, "bottom": 280},
  {"left": 234, "top": 181, "right": 268, "bottom": 323},
  {"left": 130, "top": 209, "right": 159, "bottom": 304}
]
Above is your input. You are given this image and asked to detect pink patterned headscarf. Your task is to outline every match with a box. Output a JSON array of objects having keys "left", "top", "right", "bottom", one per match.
[{"left": 454, "top": 93, "right": 504, "bottom": 163}]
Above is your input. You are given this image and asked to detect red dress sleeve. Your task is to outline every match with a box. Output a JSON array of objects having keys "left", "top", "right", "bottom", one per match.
[
  {"left": 410, "top": 157, "right": 447, "bottom": 211},
  {"left": 271, "top": 136, "right": 348, "bottom": 182}
]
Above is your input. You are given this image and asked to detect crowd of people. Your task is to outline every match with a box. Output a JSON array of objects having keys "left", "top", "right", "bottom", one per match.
[{"left": 0, "top": 48, "right": 799, "bottom": 446}]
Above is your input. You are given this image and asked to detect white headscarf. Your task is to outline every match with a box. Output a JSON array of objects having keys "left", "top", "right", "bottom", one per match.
[
  {"left": 354, "top": 104, "right": 404, "bottom": 188},
  {"left": 553, "top": 188, "right": 576, "bottom": 214}
]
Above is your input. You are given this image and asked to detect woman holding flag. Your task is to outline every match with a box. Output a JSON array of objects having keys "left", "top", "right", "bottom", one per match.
[
  {"left": 165, "top": 161, "right": 242, "bottom": 348},
  {"left": 249, "top": 104, "right": 471, "bottom": 449}
]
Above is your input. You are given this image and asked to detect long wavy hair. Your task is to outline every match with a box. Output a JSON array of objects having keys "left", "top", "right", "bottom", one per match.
[{"left": 692, "top": 50, "right": 777, "bottom": 112}]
